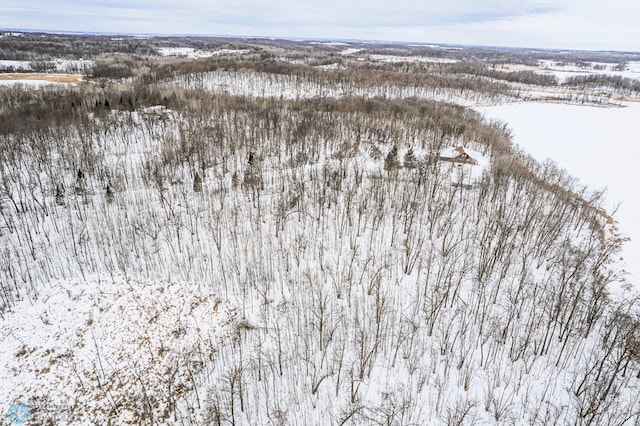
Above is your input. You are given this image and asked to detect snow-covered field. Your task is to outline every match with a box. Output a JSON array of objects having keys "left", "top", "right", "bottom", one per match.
[
  {"left": 157, "top": 47, "right": 247, "bottom": 58},
  {"left": 539, "top": 60, "right": 640, "bottom": 83},
  {"left": 0, "top": 59, "right": 92, "bottom": 73},
  {"left": 0, "top": 60, "right": 31, "bottom": 71},
  {"left": 0, "top": 79, "right": 70, "bottom": 87},
  {"left": 367, "top": 54, "right": 457, "bottom": 64},
  {"left": 0, "top": 73, "right": 84, "bottom": 87},
  {"left": 478, "top": 101, "right": 640, "bottom": 290},
  {"left": 498, "top": 60, "right": 640, "bottom": 84}
]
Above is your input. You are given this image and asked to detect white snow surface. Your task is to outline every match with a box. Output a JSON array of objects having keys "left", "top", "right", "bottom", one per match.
[
  {"left": 369, "top": 54, "right": 457, "bottom": 64},
  {"left": 538, "top": 60, "right": 640, "bottom": 83},
  {"left": 169, "top": 70, "right": 504, "bottom": 106},
  {"left": 0, "top": 60, "right": 31, "bottom": 71},
  {"left": 0, "top": 79, "right": 71, "bottom": 87},
  {"left": 0, "top": 59, "right": 92, "bottom": 73},
  {"left": 52, "top": 59, "right": 93, "bottom": 73},
  {"left": 157, "top": 47, "right": 247, "bottom": 58},
  {"left": 0, "top": 276, "right": 238, "bottom": 424},
  {"left": 499, "top": 60, "right": 640, "bottom": 84},
  {"left": 339, "top": 48, "right": 362, "bottom": 55},
  {"left": 478, "top": 101, "right": 640, "bottom": 292},
  {"left": 310, "top": 41, "right": 350, "bottom": 46}
]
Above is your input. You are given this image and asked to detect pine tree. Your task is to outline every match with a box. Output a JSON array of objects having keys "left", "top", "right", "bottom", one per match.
[
  {"left": 384, "top": 145, "right": 399, "bottom": 171},
  {"left": 404, "top": 147, "right": 418, "bottom": 168}
]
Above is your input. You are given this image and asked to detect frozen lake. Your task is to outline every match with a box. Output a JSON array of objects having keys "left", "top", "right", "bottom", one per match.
[{"left": 478, "top": 101, "right": 640, "bottom": 290}]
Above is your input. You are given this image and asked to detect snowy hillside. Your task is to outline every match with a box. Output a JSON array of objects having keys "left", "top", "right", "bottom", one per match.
[
  {"left": 477, "top": 101, "right": 640, "bottom": 297},
  {"left": 1, "top": 277, "right": 237, "bottom": 424},
  {"left": 1, "top": 34, "right": 639, "bottom": 425}
]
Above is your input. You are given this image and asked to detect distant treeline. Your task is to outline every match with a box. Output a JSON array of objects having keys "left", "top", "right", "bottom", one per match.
[{"left": 563, "top": 73, "right": 640, "bottom": 93}]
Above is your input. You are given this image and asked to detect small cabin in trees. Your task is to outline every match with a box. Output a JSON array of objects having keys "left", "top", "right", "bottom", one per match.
[{"left": 439, "top": 146, "right": 478, "bottom": 165}]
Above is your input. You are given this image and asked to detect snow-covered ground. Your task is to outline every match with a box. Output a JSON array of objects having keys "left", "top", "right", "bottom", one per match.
[
  {"left": 0, "top": 72, "right": 84, "bottom": 87},
  {"left": 169, "top": 70, "right": 506, "bottom": 106},
  {"left": 0, "top": 276, "right": 237, "bottom": 424},
  {"left": 157, "top": 47, "right": 205, "bottom": 57},
  {"left": 52, "top": 59, "right": 93, "bottom": 73},
  {"left": 368, "top": 54, "right": 457, "bottom": 64},
  {"left": 539, "top": 60, "right": 640, "bottom": 82},
  {"left": 0, "top": 60, "right": 31, "bottom": 71},
  {"left": 309, "top": 41, "right": 350, "bottom": 46},
  {"left": 0, "top": 79, "right": 70, "bottom": 87},
  {"left": 497, "top": 60, "right": 640, "bottom": 83},
  {"left": 0, "top": 59, "right": 92, "bottom": 73},
  {"left": 478, "top": 101, "right": 640, "bottom": 290},
  {"left": 339, "top": 48, "right": 362, "bottom": 55},
  {"left": 157, "top": 47, "right": 247, "bottom": 58}
]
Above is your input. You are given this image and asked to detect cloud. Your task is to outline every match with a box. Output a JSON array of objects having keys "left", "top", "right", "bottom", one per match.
[
  {"left": 201, "top": 0, "right": 560, "bottom": 28},
  {"left": 444, "top": 0, "right": 640, "bottom": 50},
  {"left": 1, "top": 0, "right": 638, "bottom": 51},
  {"left": 1, "top": 0, "right": 560, "bottom": 29}
]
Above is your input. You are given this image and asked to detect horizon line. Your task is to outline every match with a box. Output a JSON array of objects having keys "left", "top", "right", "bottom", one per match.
[{"left": 1, "top": 27, "right": 637, "bottom": 55}]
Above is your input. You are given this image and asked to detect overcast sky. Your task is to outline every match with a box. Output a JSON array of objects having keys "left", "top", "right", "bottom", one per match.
[{"left": 2, "top": 0, "right": 639, "bottom": 51}]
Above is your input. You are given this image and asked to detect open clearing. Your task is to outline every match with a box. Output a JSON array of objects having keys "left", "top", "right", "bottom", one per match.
[{"left": 0, "top": 73, "right": 84, "bottom": 84}]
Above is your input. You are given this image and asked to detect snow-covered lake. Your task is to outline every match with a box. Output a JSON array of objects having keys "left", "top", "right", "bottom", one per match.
[{"left": 478, "top": 101, "right": 640, "bottom": 290}]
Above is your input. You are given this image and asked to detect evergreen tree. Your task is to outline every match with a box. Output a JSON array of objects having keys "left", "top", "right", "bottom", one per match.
[
  {"left": 404, "top": 147, "right": 418, "bottom": 168},
  {"left": 384, "top": 145, "right": 399, "bottom": 171}
]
